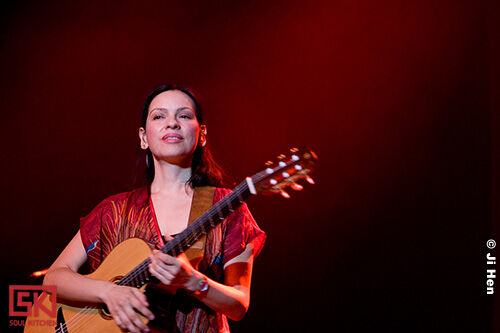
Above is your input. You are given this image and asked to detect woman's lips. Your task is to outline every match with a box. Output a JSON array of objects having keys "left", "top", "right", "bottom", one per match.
[{"left": 162, "top": 133, "right": 184, "bottom": 142}]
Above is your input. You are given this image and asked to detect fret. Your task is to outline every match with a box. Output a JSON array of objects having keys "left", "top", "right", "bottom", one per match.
[
  {"left": 237, "top": 191, "right": 244, "bottom": 203},
  {"left": 183, "top": 232, "right": 197, "bottom": 248},
  {"left": 208, "top": 216, "right": 216, "bottom": 227},
  {"left": 139, "top": 271, "right": 148, "bottom": 285},
  {"left": 117, "top": 186, "right": 252, "bottom": 290},
  {"left": 200, "top": 222, "right": 208, "bottom": 234},
  {"left": 226, "top": 197, "right": 234, "bottom": 212},
  {"left": 87, "top": 147, "right": 315, "bottom": 323},
  {"left": 216, "top": 206, "right": 224, "bottom": 220},
  {"left": 134, "top": 276, "right": 140, "bottom": 288},
  {"left": 120, "top": 263, "right": 147, "bottom": 288},
  {"left": 123, "top": 178, "right": 253, "bottom": 288}
]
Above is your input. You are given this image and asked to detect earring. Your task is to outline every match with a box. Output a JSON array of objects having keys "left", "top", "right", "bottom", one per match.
[
  {"left": 146, "top": 154, "right": 151, "bottom": 168},
  {"left": 199, "top": 125, "right": 207, "bottom": 147},
  {"left": 199, "top": 134, "right": 207, "bottom": 147}
]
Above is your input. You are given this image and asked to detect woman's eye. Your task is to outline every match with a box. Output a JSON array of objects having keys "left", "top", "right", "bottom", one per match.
[
  {"left": 179, "top": 114, "right": 193, "bottom": 119},
  {"left": 152, "top": 115, "right": 163, "bottom": 120}
]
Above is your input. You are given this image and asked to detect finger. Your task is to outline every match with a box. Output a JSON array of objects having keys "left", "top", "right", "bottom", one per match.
[
  {"left": 149, "top": 263, "right": 174, "bottom": 284},
  {"left": 149, "top": 261, "right": 173, "bottom": 280},
  {"left": 123, "top": 302, "right": 149, "bottom": 333},
  {"left": 129, "top": 295, "right": 155, "bottom": 322},
  {"left": 151, "top": 251, "right": 179, "bottom": 266},
  {"left": 149, "top": 260, "right": 172, "bottom": 275},
  {"left": 110, "top": 310, "right": 124, "bottom": 330},
  {"left": 107, "top": 301, "right": 127, "bottom": 331},
  {"left": 113, "top": 308, "right": 137, "bottom": 333},
  {"left": 132, "top": 288, "right": 150, "bottom": 307},
  {"left": 132, "top": 289, "right": 155, "bottom": 320}
]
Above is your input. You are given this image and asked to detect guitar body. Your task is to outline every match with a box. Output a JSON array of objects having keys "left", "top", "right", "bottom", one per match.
[
  {"left": 23, "top": 148, "right": 317, "bottom": 333},
  {"left": 25, "top": 238, "right": 152, "bottom": 333}
]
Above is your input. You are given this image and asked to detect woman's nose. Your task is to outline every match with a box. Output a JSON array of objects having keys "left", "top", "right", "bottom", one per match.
[{"left": 166, "top": 118, "right": 180, "bottom": 129}]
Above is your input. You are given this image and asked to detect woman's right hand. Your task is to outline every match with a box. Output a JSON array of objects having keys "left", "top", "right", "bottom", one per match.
[
  {"left": 99, "top": 282, "right": 155, "bottom": 333},
  {"left": 44, "top": 231, "right": 155, "bottom": 332}
]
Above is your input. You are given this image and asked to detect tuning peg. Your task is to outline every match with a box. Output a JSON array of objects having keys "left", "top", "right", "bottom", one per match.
[
  {"left": 280, "top": 190, "right": 291, "bottom": 199},
  {"left": 290, "top": 183, "right": 303, "bottom": 191},
  {"left": 305, "top": 175, "right": 315, "bottom": 184},
  {"left": 277, "top": 154, "right": 286, "bottom": 160},
  {"left": 265, "top": 160, "right": 273, "bottom": 166}
]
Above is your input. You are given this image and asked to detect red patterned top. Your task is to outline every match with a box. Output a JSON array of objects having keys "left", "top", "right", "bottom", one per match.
[{"left": 80, "top": 187, "right": 266, "bottom": 332}]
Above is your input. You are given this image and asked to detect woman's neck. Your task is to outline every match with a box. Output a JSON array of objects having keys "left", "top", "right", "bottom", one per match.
[{"left": 150, "top": 159, "right": 193, "bottom": 195}]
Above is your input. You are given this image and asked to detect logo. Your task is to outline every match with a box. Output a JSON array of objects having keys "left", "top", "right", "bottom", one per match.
[{"left": 9, "top": 285, "right": 57, "bottom": 327}]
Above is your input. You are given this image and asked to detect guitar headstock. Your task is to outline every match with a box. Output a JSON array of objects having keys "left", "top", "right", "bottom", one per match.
[{"left": 251, "top": 147, "right": 317, "bottom": 198}]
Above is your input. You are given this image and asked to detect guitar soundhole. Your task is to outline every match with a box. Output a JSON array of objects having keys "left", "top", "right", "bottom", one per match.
[
  {"left": 111, "top": 275, "right": 124, "bottom": 283},
  {"left": 99, "top": 275, "right": 124, "bottom": 320},
  {"left": 100, "top": 304, "right": 113, "bottom": 320}
]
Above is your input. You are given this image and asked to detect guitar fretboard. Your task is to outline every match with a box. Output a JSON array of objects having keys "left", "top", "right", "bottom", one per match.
[{"left": 116, "top": 178, "right": 254, "bottom": 288}]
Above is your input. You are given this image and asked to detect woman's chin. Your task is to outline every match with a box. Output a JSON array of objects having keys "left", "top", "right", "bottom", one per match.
[{"left": 155, "top": 154, "right": 193, "bottom": 167}]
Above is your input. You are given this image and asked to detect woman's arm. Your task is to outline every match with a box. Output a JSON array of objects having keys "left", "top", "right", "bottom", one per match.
[
  {"left": 197, "top": 244, "right": 254, "bottom": 321},
  {"left": 149, "top": 243, "right": 255, "bottom": 321},
  {"left": 43, "top": 231, "right": 154, "bottom": 333}
]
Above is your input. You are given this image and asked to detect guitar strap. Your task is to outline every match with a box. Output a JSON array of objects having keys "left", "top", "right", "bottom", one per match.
[{"left": 183, "top": 186, "right": 215, "bottom": 269}]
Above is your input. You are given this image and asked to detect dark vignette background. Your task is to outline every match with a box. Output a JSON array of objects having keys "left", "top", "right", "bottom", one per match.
[{"left": 1, "top": 1, "right": 498, "bottom": 332}]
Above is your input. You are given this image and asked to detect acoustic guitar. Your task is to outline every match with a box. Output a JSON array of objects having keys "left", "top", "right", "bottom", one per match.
[{"left": 24, "top": 147, "right": 317, "bottom": 332}]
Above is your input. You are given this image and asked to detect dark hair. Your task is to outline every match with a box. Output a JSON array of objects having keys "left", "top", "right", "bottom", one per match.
[{"left": 140, "top": 84, "right": 224, "bottom": 188}]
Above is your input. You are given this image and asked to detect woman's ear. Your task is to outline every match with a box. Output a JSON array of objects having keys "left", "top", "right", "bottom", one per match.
[
  {"left": 139, "top": 127, "right": 149, "bottom": 150},
  {"left": 199, "top": 125, "right": 207, "bottom": 147}
]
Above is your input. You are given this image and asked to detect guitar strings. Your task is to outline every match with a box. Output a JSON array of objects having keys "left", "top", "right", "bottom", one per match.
[
  {"left": 54, "top": 180, "right": 255, "bottom": 332},
  {"left": 116, "top": 179, "right": 252, "bottom": 288},
  {"left": 118, "top": 184, "right": 241, "bottom": 286},
  {"left": 56, "top": 306, "right": 94, "bottom": 333},
  {"left": 57, "top": 170, "right": 272, "bottom": 331},
  {"left": 63, "top": 162, "right": 300, "bottom": 331},
  {"left": 118, "top": 195, "right": 244, "bottom": 287},
  {"left": 56, "top": 161, "right": 303, "bottom": 330},
  {"left": 53, "top": 243, "right": 170, "bottom": 332},
  {"left": 55, "top": 243, "right": 162, "bottom": 332},
  {"left": 119, "top": 171, "right": 270, "bottom": 287}
]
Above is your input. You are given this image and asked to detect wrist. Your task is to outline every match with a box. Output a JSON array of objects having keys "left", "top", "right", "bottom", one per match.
[
  {"left": 97, "top": 280, "right": 115, "bottom": 303},
  {"left": 186, "top": 272, "right": 209, "bottom": 296}
]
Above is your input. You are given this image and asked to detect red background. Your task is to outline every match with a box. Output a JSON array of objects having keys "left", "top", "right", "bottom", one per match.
[{"left": 2, "top": 1, "right": 498, "bottom": 332}]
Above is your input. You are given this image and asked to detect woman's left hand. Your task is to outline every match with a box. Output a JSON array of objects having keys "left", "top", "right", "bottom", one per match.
[{"left": 148, "top": 250, "right": 201, "bottom": 292}]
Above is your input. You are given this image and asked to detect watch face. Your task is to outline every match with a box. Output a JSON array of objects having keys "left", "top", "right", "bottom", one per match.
[{"left": 200, "top": 279, "right": 209, "bottom": 292}]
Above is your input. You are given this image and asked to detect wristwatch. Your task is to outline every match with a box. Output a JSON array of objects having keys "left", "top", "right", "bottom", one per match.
[{"left": 188, "top": 275, "right": 209, "bottom": 296}]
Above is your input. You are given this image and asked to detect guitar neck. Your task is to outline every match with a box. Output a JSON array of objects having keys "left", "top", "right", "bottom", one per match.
[
  {"left": 114, "top": 146, "right": 316, "bottom": 289},
  {"left": 116, "top": 178, "right": 255, "bottom": 288}
]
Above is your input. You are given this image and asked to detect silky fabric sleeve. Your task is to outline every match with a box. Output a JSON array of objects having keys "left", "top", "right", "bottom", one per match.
[
  {"left": 79, "top": 199, "right": 111, "bottom": 270},
  {"left": 215, "top": 189, "right": 266, "bottom": 265}
]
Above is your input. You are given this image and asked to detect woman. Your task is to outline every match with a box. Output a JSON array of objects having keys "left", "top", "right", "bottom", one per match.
[{"left": 43, "top": 84, "right": 266, "bottom": 333}]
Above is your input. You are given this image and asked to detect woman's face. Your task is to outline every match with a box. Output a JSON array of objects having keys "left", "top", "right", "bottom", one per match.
[{"left": 139, "top": 89, "right": 204, "bottom": 165}]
